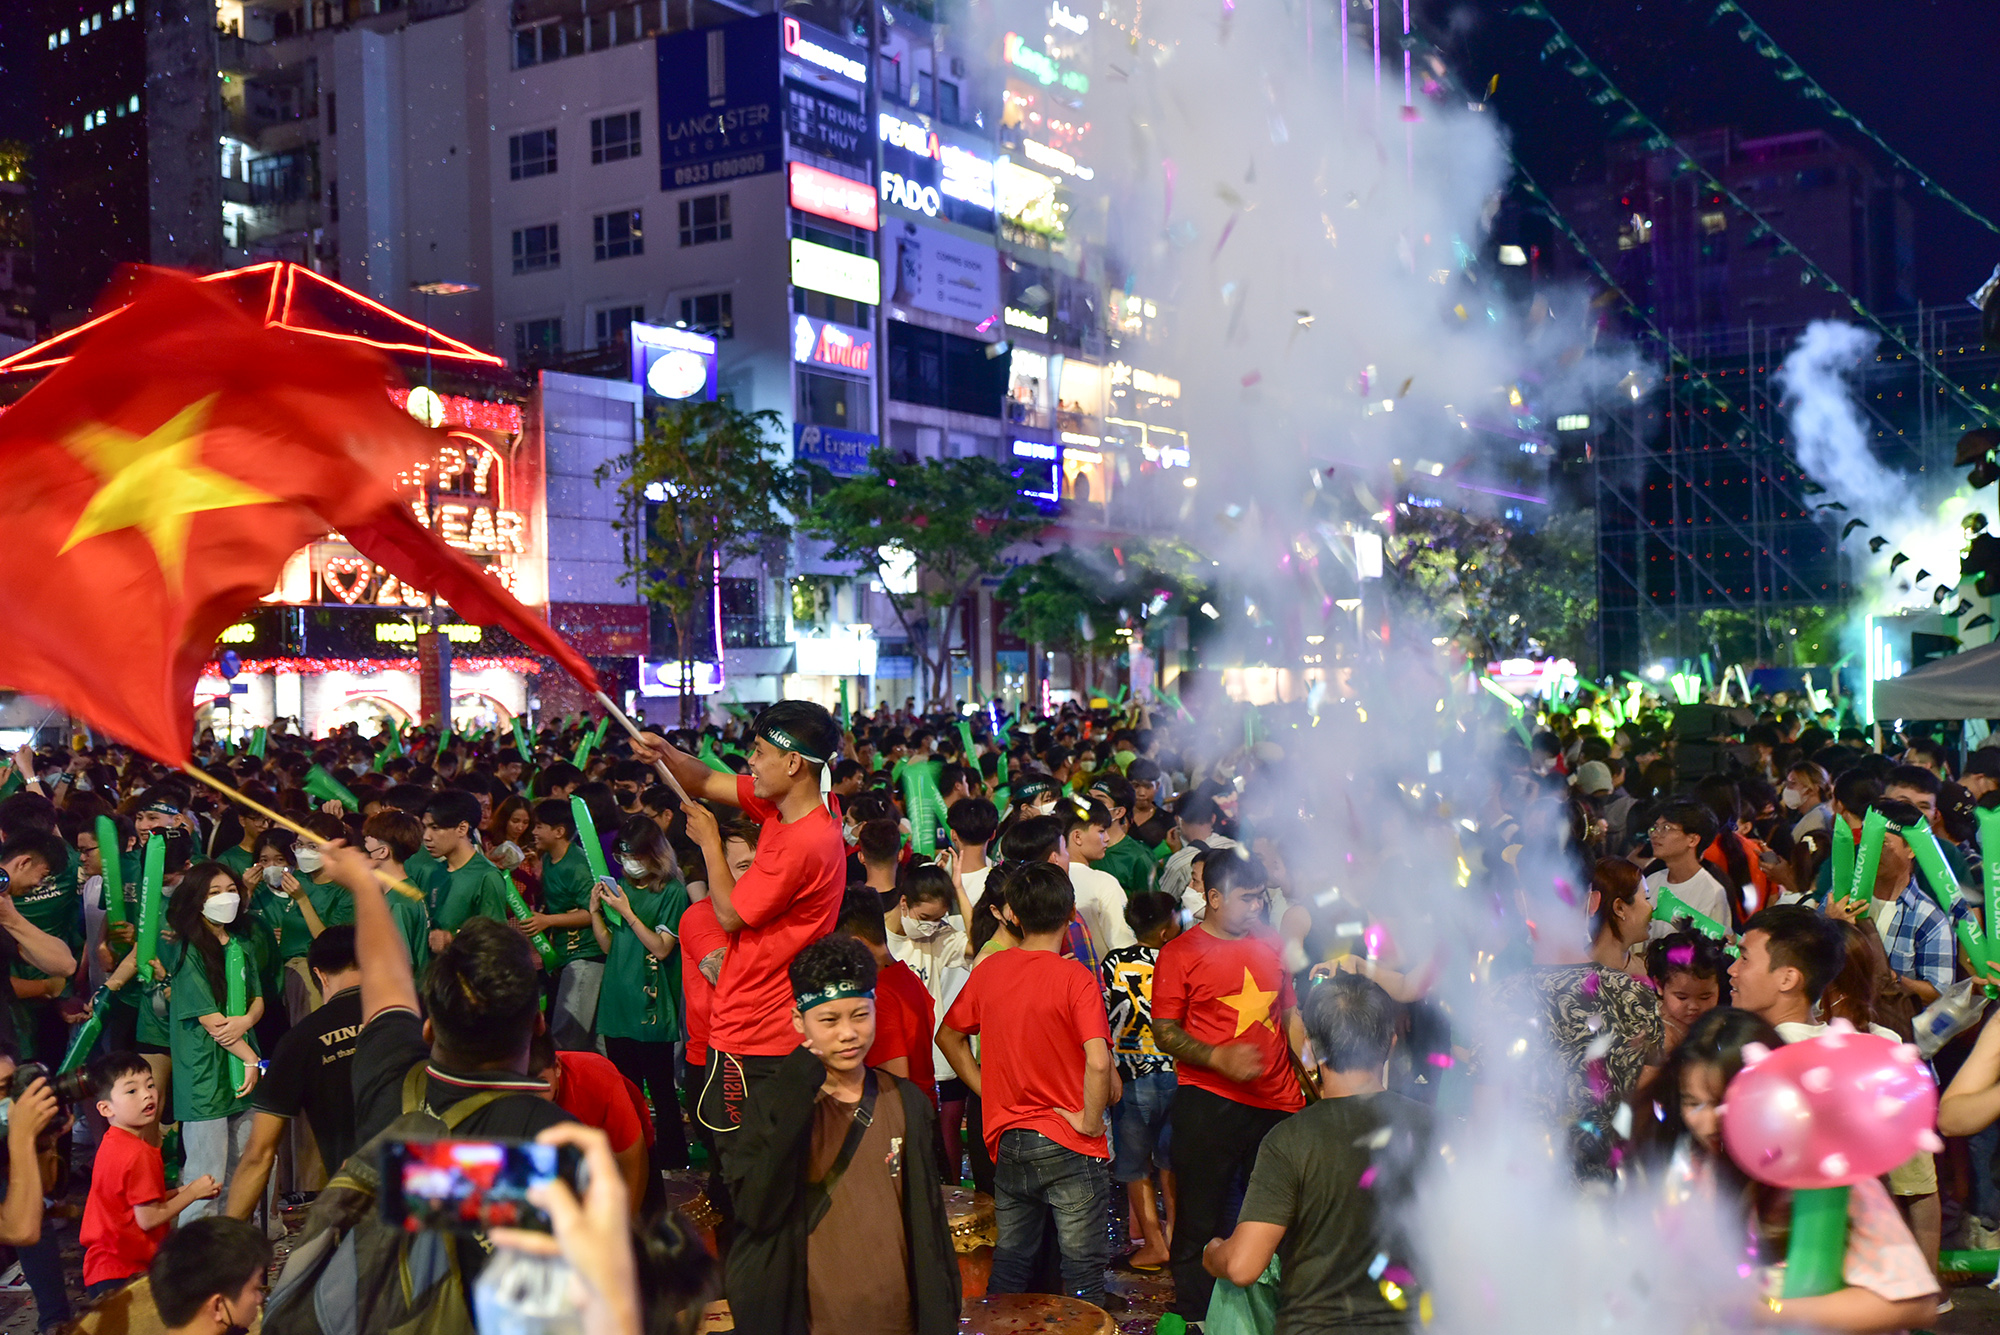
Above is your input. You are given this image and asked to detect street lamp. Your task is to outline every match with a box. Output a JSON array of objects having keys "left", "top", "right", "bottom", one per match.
[{"left": 409, "top": 280, "right": 480, "bottom": 389}]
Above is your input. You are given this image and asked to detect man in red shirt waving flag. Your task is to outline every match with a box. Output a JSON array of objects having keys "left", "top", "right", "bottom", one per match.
[
  {"left": 0, "top": 271, "right": 596, "bottom": 764},
  {"left": 1151, "top": 851, "right": 1307, "bottom": 1321}
]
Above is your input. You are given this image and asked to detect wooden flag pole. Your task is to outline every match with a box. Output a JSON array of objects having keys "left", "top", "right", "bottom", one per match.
[
  {"left": 591, "top": 691, "right": 695, "bottom": 804},
  {"left": 179, "top": 764, "right": 424, "bottom": 900}
]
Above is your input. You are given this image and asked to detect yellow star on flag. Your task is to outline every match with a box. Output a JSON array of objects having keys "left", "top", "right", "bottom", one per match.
[
  {"left": 60, "top": 395, "right": 280, "bottom": 593},
  {"left": 1219, "top": 966, "right": 1278, "bottom": 1037}
]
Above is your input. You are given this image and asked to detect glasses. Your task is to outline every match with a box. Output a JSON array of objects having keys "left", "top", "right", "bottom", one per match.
[{"left": 1651, "top": 821, "right": 1685, "bottom": 836}]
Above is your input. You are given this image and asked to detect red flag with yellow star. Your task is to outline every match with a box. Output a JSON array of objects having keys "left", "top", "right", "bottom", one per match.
[{"left": 0, "top": 272, "right": 598, "bottom": 764}]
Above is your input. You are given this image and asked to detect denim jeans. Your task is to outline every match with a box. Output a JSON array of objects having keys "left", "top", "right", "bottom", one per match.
[
  {"left": 990, "top": 1128, "right": 1109, "bottom": 1307},
  {"left": 181, "top": 1111, "right": 255, "bottom": 1222}
]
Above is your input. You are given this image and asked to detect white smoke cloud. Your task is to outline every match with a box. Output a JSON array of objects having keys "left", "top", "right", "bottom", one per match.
[{"left": 1776, "top": 320, "right": 1968, "bottom": 608}]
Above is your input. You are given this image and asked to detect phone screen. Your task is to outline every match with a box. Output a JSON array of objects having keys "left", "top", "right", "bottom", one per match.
[{"left": 380, "top": 1140, "right": 577, "bottom": 1233}]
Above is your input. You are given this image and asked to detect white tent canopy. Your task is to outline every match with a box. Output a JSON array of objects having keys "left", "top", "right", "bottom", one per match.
[{"left": 1871, "top": 640, "right": 2000, "bottom": 721}]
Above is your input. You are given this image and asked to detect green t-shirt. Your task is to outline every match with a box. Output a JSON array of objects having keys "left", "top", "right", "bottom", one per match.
[
  {"left": 596, "top": 880, "right": 689, "bottom": 1043},
  {"left": 540, "top": 842, "right": 604, "bottom": 967},
  {"left": 13, "top": 842, "right": 82, "bottom": 990},
  {"left": 253, "top": 876, "right": 351, "bottom": 961},
  {"left": 436, "top": 852, "right": 513, "bottom": 933},
  {"left": 168, "top": 934, "right": 263, "bottom": 1121},
  {"left": 388, "top": 886, "right": 431, "bottom": 979},
  {"left": 215, "top": 844, "right": 256, "bottom": 880},
  {"left": 405, "top": 848, "right": 451, "bottom": 917},
  {"left": 1095, "top": 835, "right": 1156, "bottom": 900}
]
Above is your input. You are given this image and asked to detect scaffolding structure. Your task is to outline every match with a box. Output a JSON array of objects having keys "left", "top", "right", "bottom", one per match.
[{"left": 1592, "top": 305, "right": 2000, "bottom": 674}]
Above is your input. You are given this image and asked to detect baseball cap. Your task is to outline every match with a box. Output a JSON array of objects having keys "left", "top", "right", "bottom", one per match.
[{"left": 1573, "top": 761, "right": 1614, "bottom": 796}]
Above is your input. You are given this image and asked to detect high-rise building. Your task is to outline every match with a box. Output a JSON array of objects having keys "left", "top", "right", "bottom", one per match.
[
  {"left": 1553, "top": 128, "right": 1915, "bottom": 336},
  {"left": 0, "top": 142, "right": 34, "bottom": 348}
]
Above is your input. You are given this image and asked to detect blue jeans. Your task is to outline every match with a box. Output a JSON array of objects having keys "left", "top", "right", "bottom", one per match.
[
  {"left": 1111, "top": 1069, "right": 1176, "bottom": 1183},
  {"left": 991, "top": 1128, "right": 1109, "bottom": 1307}
]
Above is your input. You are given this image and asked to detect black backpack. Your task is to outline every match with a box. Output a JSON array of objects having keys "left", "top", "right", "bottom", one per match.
[{"left": 263, "top": 1065, "right": 535, "bottom": 1335}]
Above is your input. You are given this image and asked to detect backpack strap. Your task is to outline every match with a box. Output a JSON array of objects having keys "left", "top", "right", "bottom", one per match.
[
  {"left": 805, "top": 1071, "right": 882, "bottom": 1234},
  {"left": 400, "top": 1062, "right": 532, "bottom": 1129}
]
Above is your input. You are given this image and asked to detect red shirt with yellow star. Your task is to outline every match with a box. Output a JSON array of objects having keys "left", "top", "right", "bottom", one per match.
[{"left": 1152, "top": 926, "right": 1304, "bottom": 1112}]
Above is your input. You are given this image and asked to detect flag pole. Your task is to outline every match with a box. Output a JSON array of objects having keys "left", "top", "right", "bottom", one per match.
[
  {"left": 179, "top": 763, "right": 423, "bottom": 900},
  {"left": 590, "top": 691, "right": 695, "bottom": 805}
]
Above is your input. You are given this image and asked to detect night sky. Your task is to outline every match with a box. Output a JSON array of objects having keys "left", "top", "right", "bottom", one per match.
[{"left": 0, "top": 0, "right": 1995, "bottom": 303}]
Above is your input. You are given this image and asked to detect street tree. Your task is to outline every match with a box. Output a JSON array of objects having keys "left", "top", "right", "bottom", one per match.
[
  {"left": 999, "top": 540, "right": 1213, "bottom": 697},
  {"left": 598, "top": 398, "right": 804, "bottom": 724},
  {"left": 801, "top": 450, "right": 1047, "bottom": 705}
]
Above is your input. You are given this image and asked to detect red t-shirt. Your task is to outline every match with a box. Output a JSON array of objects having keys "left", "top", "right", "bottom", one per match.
[
  {"left": 679, "top": 898, "right": 728, "bottom": 1066},
  {"left": 943, "top": 948, "right": 1111, "bottom": 1159},
  {"left": 869, "top": 958, "right": 936, "bottom": 1101},
  {"left": 708, "top": 776, "right": 846, "bottom": 1057},
  {"left": 1152, "top": 925, "right": 1304, "bottom": 1113},
  {"left": 552, "top": 1051, "right": 645, "bottom": 1154},
  {"left": 81, "top": 1125, "right": 168, "bottom": 1286}
]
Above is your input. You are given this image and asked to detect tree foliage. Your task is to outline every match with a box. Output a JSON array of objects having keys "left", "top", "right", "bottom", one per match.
[
  {"left": 1384, "top": 507, "right": 1599, "bottom": 666},
  {"left": 597, "top": 399, "right": 804, "bottom": 720},
  {"left": 799, "top": 450, "right": 1047, "bottom": 702},
  {"left": 998, "top": 540, "right": 1214, "bottom": 692}
]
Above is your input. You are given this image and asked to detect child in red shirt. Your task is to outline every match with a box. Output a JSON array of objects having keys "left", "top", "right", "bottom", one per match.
[
  {"left": 81, "top": 1053, "right": 218, "bottom": 1299},
  {"left": 938, "top": 863, "right": 1114, "bottom": 1310}
]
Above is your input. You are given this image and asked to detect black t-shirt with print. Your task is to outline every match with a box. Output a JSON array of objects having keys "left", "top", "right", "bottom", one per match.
[{"left": 252, "top": 987, "right": 363, "bottom": 1170}]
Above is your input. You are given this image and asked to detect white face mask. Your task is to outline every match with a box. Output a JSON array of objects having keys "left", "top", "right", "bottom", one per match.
[
  {"left": 904, "top": 915, "right": 947, "bottom": 940},
  {"left": 203, "top": 893, "right": 241, "bottom": 923},
  {"left": 1780, "top": 787, "right": 1804, "bottom": 810},
  {"left": 619, "top": 857, "right": 648, "bottom": 879},
  {"left": 294, "top": 846, "right": 324, "bottom": 873},
  {"left": 260, "top": 865, "right": 286, "bottom": 888}
]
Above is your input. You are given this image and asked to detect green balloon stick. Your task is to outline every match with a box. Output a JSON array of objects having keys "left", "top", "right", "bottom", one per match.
[
  {"left": 1845, "top": 807, "right": 1888, "bottom": 904},
  {"left": 95, "top": 816, "right": 126, "bottom": 929},
  {"left": 1979, "top": 806, "right": 2000, "bottom": 970},
  {"left": 1651, "top": 888, "right": 1740, "bottom": 955},
  {"left": 1829, "top": 817, "right": 1854, "bottom": 902},
  {"left": 57, "top": 987, "right": 112, "bottom": 1074},
  {"left": 1782, "top": 1186, "right": 1850, "bottom": 1298},
  {"left": 132, "top": 835, "right": 165, "bottom": 979},
  {"left": 1901, "top": 821, "right": 1990, "bottom": 976},
  {"left": 512, "top": 715, "right": 533, "bottom": 762},
  {"left": 501, "top": 882, "right": 560, "bottom": 971},
  {"left": 569, "top": 796, "right": 618, "bottom": 933},
  {"left": 224, "top": 937, "right": 248, "bottom": 1092}
]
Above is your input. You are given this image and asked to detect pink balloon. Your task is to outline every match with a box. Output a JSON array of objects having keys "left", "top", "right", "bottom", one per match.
[{"left": 1721, "top": 1025, "right": 1938, "bottom": 1189}]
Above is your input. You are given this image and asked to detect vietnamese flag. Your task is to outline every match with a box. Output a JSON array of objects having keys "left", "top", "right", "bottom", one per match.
[{"left": 0, "top": 271, "right": 598, "bottom": 765}]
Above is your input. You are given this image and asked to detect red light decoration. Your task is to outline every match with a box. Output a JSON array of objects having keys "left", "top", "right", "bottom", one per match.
[
  {"left": 204, "top": 656, "right": 545, "bottom": 677},
  {"left": 387, "top": 389, "right": 524, "bottom": 434},
  {"left": 322, "top": 558, "right": 371, "bottom": 604}
]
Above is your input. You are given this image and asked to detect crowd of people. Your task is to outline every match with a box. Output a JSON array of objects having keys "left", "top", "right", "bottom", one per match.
[{"left": 0, "top": 684, "right": 1992, "bottom": 1334}]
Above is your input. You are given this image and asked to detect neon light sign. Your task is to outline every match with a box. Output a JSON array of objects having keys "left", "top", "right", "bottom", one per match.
[
  {"left": 792, "top": 314, "right": 875, "bottom": 373},
  {"left": 789, "top": 162, "right": 878, "bottom": 229},
  {"left": 1003, "top": 33, "right": 1089, "bottom": 93},
  {"left": 782, "top": 17, "right": 866, "bottom": 85}
]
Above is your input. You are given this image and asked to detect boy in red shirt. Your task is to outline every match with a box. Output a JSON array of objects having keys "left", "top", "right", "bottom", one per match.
[
  {"left": 81, "top": 1053, "right": 219, "bottom": 1300},
  {"left": 834, "top": 886, "right": 937, "bottom": 1100},
  {"left": 638, "top": 703, "right": 847, "bottom": 1172},
  {"left": 1151, "top": 853, "right": 1305, "bottom": 1320},
  {"left": 938, "top": 862, "right": 1115, "bottom": 1310},
  {"left": 527, "top": 1035, "right": 649, "bottom": 1209}
]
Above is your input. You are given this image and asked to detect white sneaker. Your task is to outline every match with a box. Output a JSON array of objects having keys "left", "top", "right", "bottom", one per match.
[{"left": 1935, "top": 1297, "right": 1954, "bottom": 1314}]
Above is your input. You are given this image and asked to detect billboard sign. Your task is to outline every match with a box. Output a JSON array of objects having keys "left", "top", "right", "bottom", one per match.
[
  {"left": 630, "top": 322, "right": 718, "bottom": 401},
  {"left": 788, "top": 161, "right": 877, "bottom": 229},
  {"left": 794, "top": 423, "right": 878, "bottom": 477},
  {"left": 791, "top": 238, "right": 881, "bottom": 305},
  {"left": 785, "top": 79, "right": 871, "bottom": 166},
  {"left": 791, "top": 314, "right": 875, "bottom": 374},
  {"left": 657, "top": 13, "right": 782, "bottom": 190},
  {"left": 885, "top": 221, "right": 999, "bottom": 325}
]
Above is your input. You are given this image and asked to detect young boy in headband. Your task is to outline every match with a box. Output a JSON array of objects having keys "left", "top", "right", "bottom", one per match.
[{"left": 722, "top": 935, "right": 960, "bottom": 1334}]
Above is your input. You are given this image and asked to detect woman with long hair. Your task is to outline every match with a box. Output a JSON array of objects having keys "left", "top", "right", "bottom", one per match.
[
  {"left": 1588, "top": 857, "right": 1650, "bottom": 978},
  {"left": 165, "top": 861, "right": 264, "bottom": 1220},
  {"left": 590, "top": 816, "right": 693, "bottom": 1191}
]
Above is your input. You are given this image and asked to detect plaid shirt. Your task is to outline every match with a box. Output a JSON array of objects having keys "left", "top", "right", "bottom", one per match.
[{"left": 1882, "top": 878, "right": 1957, "bottom": 993}]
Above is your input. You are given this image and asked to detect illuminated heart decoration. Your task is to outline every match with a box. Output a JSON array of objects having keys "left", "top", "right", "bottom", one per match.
[{"left": 323, "top": 559, "right": 372, "bottom": 604}]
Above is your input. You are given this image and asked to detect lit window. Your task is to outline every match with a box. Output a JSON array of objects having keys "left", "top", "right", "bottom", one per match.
[
  {"left": 60, "top": 28, "right": 71, "bottom": 44},
  {"left": 593, "top": 209, "right": 642, "bottom": 260},
  {"left": 128, "top": 94, "right": 139, "bottom": 112},
  {"left": 91, "top": 13, "right": 103, "bottom": 30},
  {"left": 511, "top": 223, "right": 560, "bottom": 274},
  {"left": 1699, "top": 211, "right": 1727, "bottom": 234},
  {"left": 47, "top": 33, "right": 57, "bottom": 49}
]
